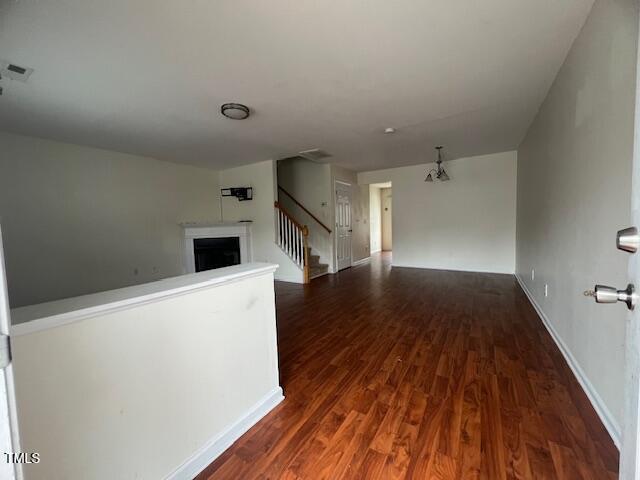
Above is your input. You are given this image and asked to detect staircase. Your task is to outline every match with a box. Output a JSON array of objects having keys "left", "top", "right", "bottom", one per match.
[
  {"left": 274, "top": 201, "right": 329, "bottom": 284},
  {"left": 306, "top": 246, "right": 329, "bottom": 280}
]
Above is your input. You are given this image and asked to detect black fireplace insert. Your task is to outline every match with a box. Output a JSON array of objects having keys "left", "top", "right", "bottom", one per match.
[{"left": 193, "top": 237, "right": 241, "bottom": 272}]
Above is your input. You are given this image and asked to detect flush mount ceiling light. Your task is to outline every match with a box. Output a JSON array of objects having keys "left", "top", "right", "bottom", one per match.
[
  {"left": 221, "top": 102, "right": 250, "bottom": 120},
  {"left": 425, "top": 146, "right": 450, "bottom": 182},
  {"left": 384, "top": 127, "right": 396, "bottom": 134}
]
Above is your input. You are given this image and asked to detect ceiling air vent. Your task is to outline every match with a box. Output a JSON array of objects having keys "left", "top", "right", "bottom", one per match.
[
  {"left": 298, "top": 148, "right": 332, "bottom": 163},
  {"left": 1, "top": 61, "right": 34, "bottom": 82}
]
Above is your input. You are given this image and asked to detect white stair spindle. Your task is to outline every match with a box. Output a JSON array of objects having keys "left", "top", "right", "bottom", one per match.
[
  {"left": 283, "top": 216, "right": 288, "bottom": 253},
  {"left": 282, "top": 214, "right": 286, "bottom": 251},
  {"left": 292, "top": 223, "right": 296, "bottom": 262},
  {"left": 289, "top": 221, "right": 296, "bottom": 258},
  {"left": 277, "top": 210, "right": 282, "bottom": 247},
  {"left": 281, "top": 212, "right": 285, "bottom": 249},
  {"left": 299, "top": 229, "right": 303, "bottom": 266},
  {"left": 274, "top": 204, "right": 309, "bottom": 276}
]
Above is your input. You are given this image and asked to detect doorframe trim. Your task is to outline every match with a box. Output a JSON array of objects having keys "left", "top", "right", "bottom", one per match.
[
  {"left": 0, "top": 225, "right": 22, "bottom": 480},
  {"left": 516, "top": 274, "right": 621, "bottom": 447}
]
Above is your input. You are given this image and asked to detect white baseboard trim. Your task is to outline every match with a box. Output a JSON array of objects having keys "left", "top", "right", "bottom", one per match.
[
  {"left": 274, "top": 277, "right": 304, "bottom": 284},
  {"left": 352, "top": 257, "right": 371, "bottom": 267},
  {"left": 274, "top": 270, "right": 304, "bottom": 284},
  {"left": 166, "top": 386, "right": 284, "bottom": 480},
  {"left": 515, "top": 275, "right": 621, "bottom": 448}
]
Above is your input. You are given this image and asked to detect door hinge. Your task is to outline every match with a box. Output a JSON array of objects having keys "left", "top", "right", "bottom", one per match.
[{"left": 0, "top": 334, "right": 11, "bottom": 369}]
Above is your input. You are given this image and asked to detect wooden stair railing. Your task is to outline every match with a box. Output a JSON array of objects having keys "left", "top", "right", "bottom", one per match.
[
  {"left": 277, "top": 185, "right": 332, "bottom": 234},
  {"left": 274, "top": 201, "right": 310, "bottom": 283}
]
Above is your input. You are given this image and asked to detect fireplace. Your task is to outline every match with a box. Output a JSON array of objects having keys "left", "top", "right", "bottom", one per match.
[
  {"left": 193, "top": 237, "right": 241, "bottom": 272},
  {"left": 183, "top": 223, "right": 252, "bottom": 273}
]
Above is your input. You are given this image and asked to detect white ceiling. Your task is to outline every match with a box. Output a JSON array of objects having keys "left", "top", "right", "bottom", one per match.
[{"left": 0, "top": 0, "right": 594, "bottom": 172}]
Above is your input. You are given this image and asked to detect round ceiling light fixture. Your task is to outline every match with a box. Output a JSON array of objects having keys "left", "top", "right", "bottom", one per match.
[
  {"left": 384, "top": 127, "right": 396, "bottom": 134},
  {"left": 221, "top": 102, "right": 250, "bottom": 120}
]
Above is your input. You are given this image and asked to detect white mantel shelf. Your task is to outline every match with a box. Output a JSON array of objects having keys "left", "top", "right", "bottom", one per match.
[
  {"left": 10, "top": 262, "right": 278, "bottom": 336},
  {"left": 181, "top": 221, "right": 253, "bottom": 230}
]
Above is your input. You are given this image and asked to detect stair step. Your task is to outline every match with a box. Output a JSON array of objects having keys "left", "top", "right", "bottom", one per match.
[
  {"left": 309, "top": 263, "right": 329, "bottom": 279},
  {"left": 301, "top": 246, "right": 327, "bottom": 279}
]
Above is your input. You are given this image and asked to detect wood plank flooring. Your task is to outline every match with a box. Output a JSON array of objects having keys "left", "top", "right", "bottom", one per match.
[{"left": 197, "top": 253, "right": 619, "bottom": 479}]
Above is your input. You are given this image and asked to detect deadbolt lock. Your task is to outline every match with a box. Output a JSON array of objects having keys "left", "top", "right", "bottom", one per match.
[{"left": 617, "top": 227, "right": 639, "bottom": 253}]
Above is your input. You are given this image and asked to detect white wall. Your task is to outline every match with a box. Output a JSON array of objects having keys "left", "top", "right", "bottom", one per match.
[
  {"left": 0, "top": 131, "right": 220, "bottom": 308},
  {"left": 277, "top": 158, "right": 333, "bottom": 266},
  {"left": 219, "top": 160, "right": 303, "bottom": 283},
  {"left": 10, "top": 264, "right": 282, "bottom": 480},
  {"left": 516, "top": 0, "right": 638, "bottom": 442},
  {"left": 276, "top": 161, "right": 370, "bottom": 271},
  {"left": 369, "top": 186, "right": 382, "bottom": 254},
  {"left": 359, "top": 151, "right": 517, "bottom": 274}
]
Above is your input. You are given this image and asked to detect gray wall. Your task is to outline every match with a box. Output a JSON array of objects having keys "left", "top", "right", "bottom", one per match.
[
  {"left": 0, "top": 131, "right": 220, "bottom": 307},
  {"left": 516, "top": 0, "right": 638, "bottom": 439}
]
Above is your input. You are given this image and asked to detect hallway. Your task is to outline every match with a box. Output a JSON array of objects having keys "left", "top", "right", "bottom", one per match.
[{"left": 197, "top": 253, "right": 619, "bottom": 479}]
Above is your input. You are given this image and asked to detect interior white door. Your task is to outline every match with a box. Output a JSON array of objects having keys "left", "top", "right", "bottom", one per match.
[
  {"left": 381, "top": 188, "right": 392, "bottom": 251},
  {"left": 335, "top": 182, "right": 352, "bottom": 271},
  {"left": 0, "top": 225, "right": 20, "bottom": 480},
  {"left": 620, "top": 16, "right": 640, "bottom": 477},
  {"left": 621, "top": 141, "right": 640, "bottom": 478}
]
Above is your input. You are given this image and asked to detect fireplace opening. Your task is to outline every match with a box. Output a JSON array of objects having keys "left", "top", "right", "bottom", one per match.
[{"left": 193, "top": 237, "right": 241, "bottom": 272}]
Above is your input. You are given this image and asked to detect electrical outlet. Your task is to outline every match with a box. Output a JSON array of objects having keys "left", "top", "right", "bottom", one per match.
[
  {"left": 531, "top": 269, "right": 535, "bottom": 281},
  {"left": 544, "top": 284, "right": 549, "bottom": 297}
]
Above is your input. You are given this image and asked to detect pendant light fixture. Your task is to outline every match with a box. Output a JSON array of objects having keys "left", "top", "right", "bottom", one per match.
[{"left": 425, "top": 146, "right": 450, "bottom": 182}]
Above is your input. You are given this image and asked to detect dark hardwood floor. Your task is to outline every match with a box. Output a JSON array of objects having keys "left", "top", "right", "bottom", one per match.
[{"left": 197, "top": 252, "right": 619, "bottom": 479}]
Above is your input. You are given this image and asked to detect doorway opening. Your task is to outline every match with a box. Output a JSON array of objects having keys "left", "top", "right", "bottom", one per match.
[{"left": 369, "top": 182, "right": 392, "bottom": 259}]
